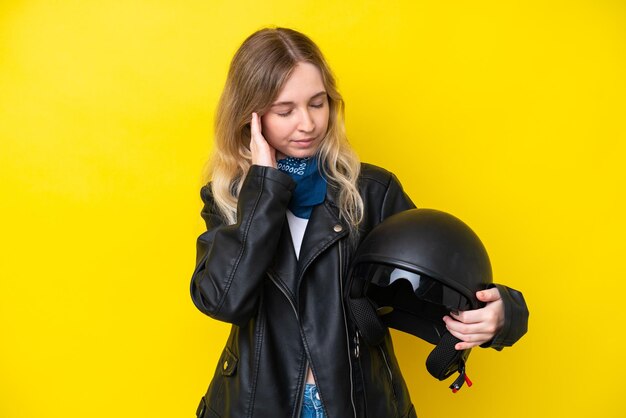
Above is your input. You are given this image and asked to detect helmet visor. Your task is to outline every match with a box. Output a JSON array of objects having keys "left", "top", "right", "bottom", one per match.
[{"left": 357, "top": 263, "right": 472, "bottom": 312}]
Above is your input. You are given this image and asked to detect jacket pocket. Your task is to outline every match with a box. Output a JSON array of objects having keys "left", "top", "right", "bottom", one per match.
[
  {"left": 379, "top": 341, "right": 415, "bottom": 418},
  {"left": 203, "top": 347, "right": 239, "bottom": 417},
  {"left": 378, "top": 345, "right": 398, "bottom": 404},
  {"left": 220, "top": 346, "right": 238, "bottom": 376},
  {"left": 196, "top": 395, "right": 221, "bottom": 418},
  {"left": 196, "top": 396, "right": 207, "bottom": 417}
]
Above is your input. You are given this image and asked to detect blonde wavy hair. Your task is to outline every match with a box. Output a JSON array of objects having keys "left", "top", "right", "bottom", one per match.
[{"left": 207, "top": 27, "right": 363, "bottom": 229}]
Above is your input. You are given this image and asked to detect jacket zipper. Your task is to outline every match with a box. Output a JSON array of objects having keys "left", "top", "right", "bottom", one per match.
[
  {"left": 379, "top": 345, "right": 398, "bottom": 402},
  {"left": 338, "top": 240, "right": 358, "bottom": 418},
  {"left": 295, "top": 360, "right": 308, "bottom": 418},
  {"left": 268, "top": 272, "right": 298, "bottom": 318},
  {"left": 267, "top": 272, "right": 309, "bottom": 418}
]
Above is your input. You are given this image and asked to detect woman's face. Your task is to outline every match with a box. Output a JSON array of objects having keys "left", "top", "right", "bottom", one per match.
[{"left": 261, "top": 62, "right": 330, "bottom": 159}]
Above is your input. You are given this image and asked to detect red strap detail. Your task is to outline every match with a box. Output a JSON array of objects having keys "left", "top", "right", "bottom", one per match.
[{"left": 464, "top": 374, "right": 473, "bottom": 387}]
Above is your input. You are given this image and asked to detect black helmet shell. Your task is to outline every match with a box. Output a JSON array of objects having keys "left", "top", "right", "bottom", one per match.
[
  {"left": 353, "top": 208, "right": 492, "bottom": 309},
  {"left": 347, "top": 208, "right": 494, "bottom": 386}
]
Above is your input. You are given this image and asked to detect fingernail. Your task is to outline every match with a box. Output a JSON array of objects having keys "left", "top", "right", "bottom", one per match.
[{"left": 451, "top": 310, "right": 459, "bottom": 316}]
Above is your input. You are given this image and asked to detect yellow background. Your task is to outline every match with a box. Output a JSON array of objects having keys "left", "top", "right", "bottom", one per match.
[{"left": 1, "top": 1, "right": 624, "bottom": 417}]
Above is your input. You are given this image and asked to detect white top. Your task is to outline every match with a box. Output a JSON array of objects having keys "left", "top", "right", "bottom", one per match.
[{"left": 285, "top": 210, "right": 308, "bottom": 259}]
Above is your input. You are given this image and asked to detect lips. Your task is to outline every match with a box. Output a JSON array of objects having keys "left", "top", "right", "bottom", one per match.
[{"left": 292, "top": 138, "right": 316, "bottom": 146}]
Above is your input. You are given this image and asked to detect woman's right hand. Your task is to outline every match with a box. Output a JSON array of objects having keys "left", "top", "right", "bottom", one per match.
[{"left": 250, "top": 112, "right": 277, "bottom": 168}]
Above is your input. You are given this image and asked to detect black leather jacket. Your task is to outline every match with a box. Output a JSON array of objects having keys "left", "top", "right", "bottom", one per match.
[{"left": 190, "top": 163, "right": 528, "bottom": 418}]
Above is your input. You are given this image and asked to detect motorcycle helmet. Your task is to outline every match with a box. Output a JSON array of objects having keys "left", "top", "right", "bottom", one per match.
[{"left": 347, "top": 208, "right": 493, "bottom": 392}]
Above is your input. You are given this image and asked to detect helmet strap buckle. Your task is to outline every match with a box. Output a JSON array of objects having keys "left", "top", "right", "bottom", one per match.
[{"left": 449, "top": 361, "right": 473, "bottom": 393}]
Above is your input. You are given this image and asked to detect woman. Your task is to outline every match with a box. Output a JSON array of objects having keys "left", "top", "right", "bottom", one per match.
[{"left": 190, "top": 27, "right": 527, "bottom": 418}]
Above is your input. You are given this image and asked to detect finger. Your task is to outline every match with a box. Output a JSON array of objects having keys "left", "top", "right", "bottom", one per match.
[
  {"left": 455, "top": 341, "right": 477, "bottom": 350},
  {"left": 443, "top": 315, "right": 498, "bottom": 336},
  {"left": 249, "top": 112, "right": 276, "bottom": 167},
  {"left": 447, "top": 327, "right": 494, "bottom": 348},
  {"left": 476, "top": 287, "right": 501, "bottom": 303},
  {"left": 250, "top": 113, "right": 260, "bottom": 140},
  {"left": 453, "top": 338, "right": 492, "bottom": 350},
  {"left": 443, "top": 319, "right": 494, "bottom": 348},
  {"left": 449, "top": 309, "right": 482, "bottom": 324},
  {"left": 450, "top": 299, "right": 503, "bottom": 325},
  {"left": 250, "top": 113, "right": 264, "bottom": 154}
]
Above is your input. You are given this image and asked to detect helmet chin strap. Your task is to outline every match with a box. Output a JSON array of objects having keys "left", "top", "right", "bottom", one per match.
[
  {"left": 348, "top": 296, "right": 387, "bottom": 346},
  {"left": 425, "top": 332, "right": 473, "bottom": 392},
  {"left": 350, "top": 294, "right": 475, "bottom": 392}
]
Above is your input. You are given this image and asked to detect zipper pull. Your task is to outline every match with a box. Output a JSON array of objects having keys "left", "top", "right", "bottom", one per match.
[{"left": 353, "top": 330, "right": 360, "bottom": 358}]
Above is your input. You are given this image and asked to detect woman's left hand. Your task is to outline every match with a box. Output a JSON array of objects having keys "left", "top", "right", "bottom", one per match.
[{"left": 443, "top": 287, "right": 505, "bottom": 350}]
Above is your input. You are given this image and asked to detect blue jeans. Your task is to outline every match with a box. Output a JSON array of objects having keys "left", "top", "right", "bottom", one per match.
[{"left": 300, "top": 384, "right": 327, "bottom": 418}]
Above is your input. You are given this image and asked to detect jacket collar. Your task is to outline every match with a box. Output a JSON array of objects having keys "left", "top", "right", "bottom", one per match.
[
  {"left": 268, "top": 183, "right": 348, "bottom": 301},
  {"left": 296, "top": 192, "right": 347, "bottom": 279}
]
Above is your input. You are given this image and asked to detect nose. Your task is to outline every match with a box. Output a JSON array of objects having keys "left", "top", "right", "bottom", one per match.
[{"left": 297, "top": 108, "right": 315, "bottom": 133}]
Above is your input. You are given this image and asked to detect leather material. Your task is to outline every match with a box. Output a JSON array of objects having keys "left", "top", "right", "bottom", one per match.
[
  {"left": 480, "top": 283, "right": 529, "bottom": 350},
  {"left": 191, "top": 163, "right": 417, "bottom": 418}
]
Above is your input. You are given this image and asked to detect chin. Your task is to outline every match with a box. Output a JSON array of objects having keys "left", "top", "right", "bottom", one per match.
[
  {"left": 290, "top": 151, "right": 316, "bottom": 159},
  {"left": 285, "top": 144, "right": 321, "bottom": 159}
]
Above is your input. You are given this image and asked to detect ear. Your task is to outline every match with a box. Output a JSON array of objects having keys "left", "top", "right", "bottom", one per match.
[
  {"left": 425, "top": 332, "right": 471, "bottom": 380},
  {"left": 349, "top": 296, "right": 386, "bottom": 346}
]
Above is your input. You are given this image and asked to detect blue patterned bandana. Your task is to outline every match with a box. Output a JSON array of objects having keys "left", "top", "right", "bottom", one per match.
[{"left": 277, "top": 156, "right": 327, "bottom": 219}]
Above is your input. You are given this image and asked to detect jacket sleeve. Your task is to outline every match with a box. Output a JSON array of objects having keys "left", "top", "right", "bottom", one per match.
[
  {"left": 380, "top": 171, "right": 417, "bottom": 220},
  {"left": 190, "top": 165, "right": 295, "bottom": 326},
  {"left": 481, "top": 283, "right": 530, "bottom": 350}
]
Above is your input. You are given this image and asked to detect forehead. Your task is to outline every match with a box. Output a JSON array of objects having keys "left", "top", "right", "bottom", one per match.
[{"left": 274, "top": 62, "right": 326, "bottom": 102}]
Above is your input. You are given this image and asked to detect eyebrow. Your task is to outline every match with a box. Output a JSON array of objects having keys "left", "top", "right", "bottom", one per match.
[{"left": 270, "top": 91, "right": 327, "bottom": 107}]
